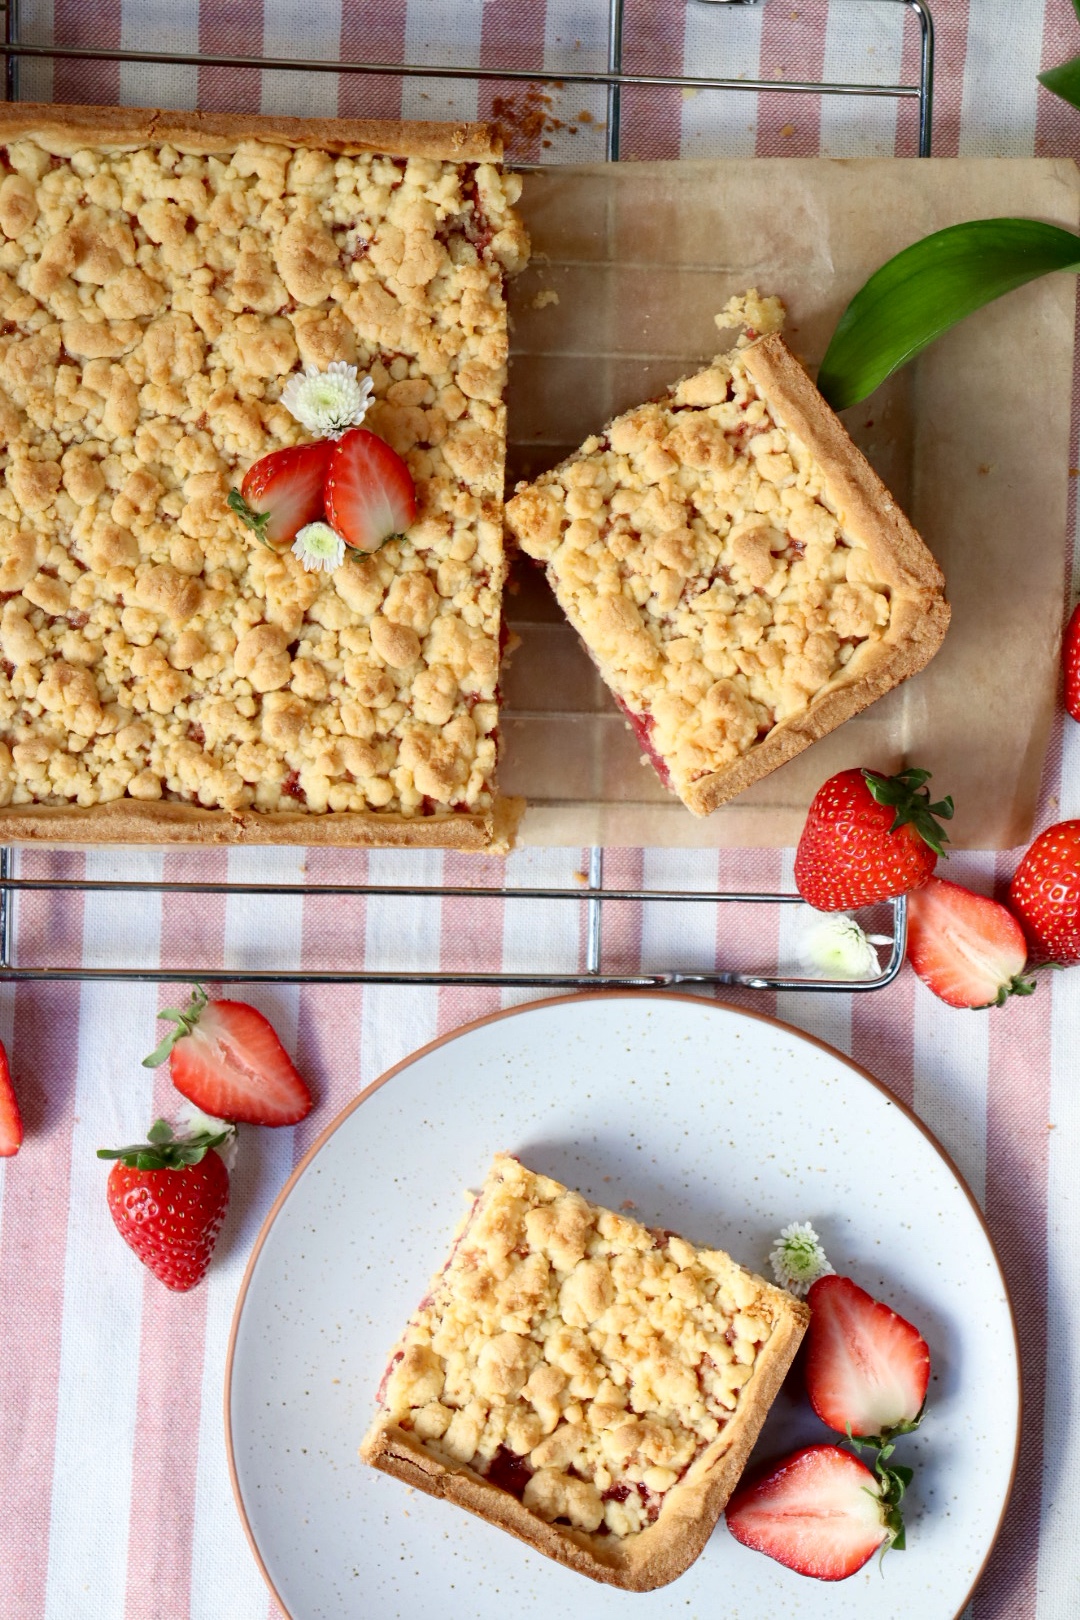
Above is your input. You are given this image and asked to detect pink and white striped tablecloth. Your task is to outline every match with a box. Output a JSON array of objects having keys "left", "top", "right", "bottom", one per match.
[{"left": 2, "top": 2, "right": 1079, "bottom": 1617}]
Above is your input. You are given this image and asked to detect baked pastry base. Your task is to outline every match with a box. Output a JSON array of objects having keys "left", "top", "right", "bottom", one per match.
[
  {"left": 0, "top": 794, "right": 523, "bottom": 851},
  {"left": 360, "top": 1154, "right": 809, "bottom": 1590}
]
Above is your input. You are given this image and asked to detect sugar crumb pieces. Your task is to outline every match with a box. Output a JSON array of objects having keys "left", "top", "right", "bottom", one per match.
[
  {"left": 531, "top": 288, "right": 560, "bottom": 310},
  {"left": 716, "top": 288, "right": 786, "bottom": 347}
]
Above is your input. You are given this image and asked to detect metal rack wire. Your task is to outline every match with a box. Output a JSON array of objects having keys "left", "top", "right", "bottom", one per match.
[{"left": 0, "top": 0, "right": 927, "bottom": 988}]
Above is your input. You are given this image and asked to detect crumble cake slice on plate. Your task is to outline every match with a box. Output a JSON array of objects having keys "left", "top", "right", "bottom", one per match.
[
  {"left": 504, "top": 333, "right": 949, "bottom": 817},
  {"left": 360, "top": 1152, "right": 809, "bottom": 1590},
  {"left": 0, "top": 104, "right": 528, "bottom": 847}
]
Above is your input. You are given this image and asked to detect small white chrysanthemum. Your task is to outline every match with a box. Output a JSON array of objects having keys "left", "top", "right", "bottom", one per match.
[
  {"left": 797, "top": 910, "right": 890, "bottom": 980},
  {"left": 281, "top": 361, "right": 373, "bottom": 438},
  {"left": 292, "top": 520, "right": 345, "bottom": 573},
  {"left": 175, "top": 1102, "right": 239, "bottom": 1172},
  {"left": 769, "top": 1221, "right": 834, "bottom": 1297}
]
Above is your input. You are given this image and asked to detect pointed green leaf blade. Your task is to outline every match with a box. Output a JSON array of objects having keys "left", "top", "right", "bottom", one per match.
[
  {"left": 1040, "top": 55, "right": 1080, "bottom": 111},
  {"left": 818, "top": 218, "right": 1080, "bottom": 412}
]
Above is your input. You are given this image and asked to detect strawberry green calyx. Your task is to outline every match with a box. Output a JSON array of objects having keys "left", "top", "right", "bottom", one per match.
[
  {"left": 987, "top": 972, "right": 1038, "bottom": 1007},
  {"left": 847, "top": 1437, "right": 913, "bottom": 1555},
  {"left": 142, "top": 984, "right": 210, "bottom": 1068},
  {"left": 96, "top": 1117, "right": 234, "bottom": 1171},
  {"left": 226, "top": 488, "right": 275, "bottom": 549},
  {"left": 862, "top": 766, "right": 954, "bottom": 857}
]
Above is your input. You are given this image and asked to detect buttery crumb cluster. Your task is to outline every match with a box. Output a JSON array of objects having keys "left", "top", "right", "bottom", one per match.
[
  {"left": 0, "top": 133, "right": 527, "bottom": 815},
  {"left": 375, "top": 1154, "right": 784, "bottom": 1540},
  {"left": 505, "top": 348, "right": 893, "bottom": 808}
]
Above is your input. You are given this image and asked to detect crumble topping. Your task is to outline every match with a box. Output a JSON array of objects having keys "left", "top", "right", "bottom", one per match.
[
  {"left": 374, "top": 1153, "right": 789, "bottom": 1540},
  {"left": 504, "top": 345, "right": 892, "bottom": 809},
  {"left": 0, "top": 133, "right": 527, "bottom": 816}
]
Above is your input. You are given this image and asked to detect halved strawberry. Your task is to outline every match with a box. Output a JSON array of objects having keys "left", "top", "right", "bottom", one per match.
[
  {"left": 324, "top": 426, "right": 417, "bottom": 553},
  {"left": 805, "top": 1274, "right": 930, "bottom": 1444},
  {"left": 0, "top": 1039, "right": 22, "bottom": 1156},
  {"left": 726, "top": 1444, "right": 907, "bottom": 1580},
  {"left": 143, "top": 986, "right": 312, "bottom": 1127},
  {"left": 227, "top": 440, "right": 333, "bottom": 550},
  {"left": 906, "top": 877, "right": 1035, "bottom": 1008}
]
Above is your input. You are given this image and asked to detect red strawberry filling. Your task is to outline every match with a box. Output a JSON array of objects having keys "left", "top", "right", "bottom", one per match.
[
  {"left": 613, "top": 695, "right": 673, "bottom": 789},
  {"left": 483, "top": 1445, "right": 533, "bottom": 1500}
]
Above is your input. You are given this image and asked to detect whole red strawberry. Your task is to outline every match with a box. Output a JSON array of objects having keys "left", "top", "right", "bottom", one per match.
[
  {"left": 143, "top": 984, "right": 312, "bottom": 1127},
  {"left": 795, "top": 766, "right": 953, "bottom": 911},
  {"left": 1010, "top": 819, "right": 1080, "bottom": 965},
  {"left": 1064, "top": 603, "right": 1080, "bottom": 722},
  {"left": 98, "top": 1119, "right": 232, "bottom": 1291}
]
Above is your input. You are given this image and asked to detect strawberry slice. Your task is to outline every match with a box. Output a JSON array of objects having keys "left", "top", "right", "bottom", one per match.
[
  {"left": 726, "top": 1444, "right": 907, "bottom": 1580},
  {"left": 324, "top": 426, "right": 417, "bottom": 553},
  {"left": 227, "top": 440, "right": 333, "bottom": 550},
  {"left": 0, "top": 1039, "right": 22, "bottom": 1156},
  {"left": 143, "top": 986, "right": 312, "bottom": 1127},
  {"left": 906, "top": 876, "right": 1035, "bottom": 1008},
  {"left": 805, "top": 1274, "right": 930, "bottom": 1443}
]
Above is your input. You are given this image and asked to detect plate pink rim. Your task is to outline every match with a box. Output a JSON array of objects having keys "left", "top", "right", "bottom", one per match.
[{"left": 223, "top": 989, "right": 1022, "bottom": 1620}]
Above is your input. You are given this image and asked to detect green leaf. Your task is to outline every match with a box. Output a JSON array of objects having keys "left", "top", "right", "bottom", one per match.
[
  {"left": 818, "top": 218, "right": 1080, "bottom": 412},
  {"left": 1040, "top": 55, "right": 1080, "bottom": 112}
]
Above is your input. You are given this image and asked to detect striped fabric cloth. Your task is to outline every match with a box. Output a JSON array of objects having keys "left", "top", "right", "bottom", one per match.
[{"left": 1, "top": 2, "right": 1078, "bottom": 1616}]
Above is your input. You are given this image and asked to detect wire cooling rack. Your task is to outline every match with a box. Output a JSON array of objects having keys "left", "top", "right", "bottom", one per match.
[{"left": 0, "top": 0, "right": 927, "bottom": 988}]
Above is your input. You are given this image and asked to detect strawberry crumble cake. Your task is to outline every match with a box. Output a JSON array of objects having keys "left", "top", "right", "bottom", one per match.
[
  {"left": 0, "top": 104, "right": 528, "bottom": 847},
  {"left": 504, "top": 333, "right": 949, "bottom": 816},
  {"left": 360, "top": 1153, "right": 809, "bottom": 1589}
]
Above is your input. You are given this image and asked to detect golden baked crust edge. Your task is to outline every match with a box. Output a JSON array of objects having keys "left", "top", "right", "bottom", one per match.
[
  {"left": 359, "top": 1289, "right": 809, "bottom": 1591},
  {"left": 685, "top": 336, "right": 950, "bottom": 817},
  {"left": 0, "top": 101, "right": 503, "bottom": 163},
  {"left": 0, "top": 796, "right": 524, "bottom": 853}
]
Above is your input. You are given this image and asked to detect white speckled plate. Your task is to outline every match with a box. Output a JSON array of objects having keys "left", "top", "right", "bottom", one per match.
[{"left": 226, "top": 993, "right": 1019, "bottom": 1620}]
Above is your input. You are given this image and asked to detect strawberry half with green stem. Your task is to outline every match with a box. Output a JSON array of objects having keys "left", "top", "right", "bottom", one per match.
[
  {"left": 227, "top": 439, "right": 333, "bottom": 550},
  {"left": 794, "top": 765, "right": 953, "bottom": 911},
  {"left": 0, "top": 1039, "right": 22, "bottom": 1156},
  {"left": 143, "top": 984, "right": 312, "bottom": 1127},
  {"left": 1010, "top": 819, "right": 1080, "bottom": 966},
  {"left": 98, "top": 1119, "right": 232, "bottom": 1291},
  {"left": 805, "top": 1274, "right": 930, "bottom": 1446},
  {"left": 324, "top": 426, "right": 417, "bottom": 553},
  {"left": 725, "top": 1443, "right": 910, "bottom": 1580},
  {"left": 907, "top": 877, "right": 1035, "bottom": 1008}
]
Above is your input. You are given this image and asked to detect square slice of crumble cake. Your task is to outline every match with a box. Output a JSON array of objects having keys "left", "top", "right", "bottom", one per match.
[
  {"left": 0, "top": 104, "right": 528, "bottom": 847},
  {"left": 505, "top": 333, "right": 949, "bottom": 817},
  {"left": 360, "top": 1153, "right": 809, "bottom": 1590}
]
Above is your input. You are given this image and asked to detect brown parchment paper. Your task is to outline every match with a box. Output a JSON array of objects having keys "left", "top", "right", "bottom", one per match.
[{"left": 500, "top": 157, "right": 1080, "bottom": 850}]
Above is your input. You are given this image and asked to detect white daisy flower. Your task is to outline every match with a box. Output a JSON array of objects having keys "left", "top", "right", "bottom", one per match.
[
  {"left": 769, "top": 1220, "right": 834, "bottom": 1297},
  {"left": 797, "top": 910, "right": 890, "bottom": 980},
  {"left": 281, "top": 361, "right": 373, "bottom": 438},
  {"left": 175, "top": 1102, "right": 239, "bottom": 1173},
  {"left": 292, "top": 520, "right": 346, "bottom": 573}
]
